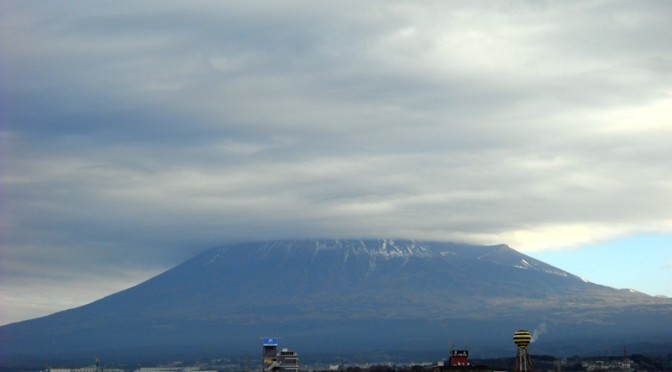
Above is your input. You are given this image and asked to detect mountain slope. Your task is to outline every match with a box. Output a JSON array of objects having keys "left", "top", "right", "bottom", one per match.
[{"left": 1, "top": 240, "right": 671, "bottom": 367}]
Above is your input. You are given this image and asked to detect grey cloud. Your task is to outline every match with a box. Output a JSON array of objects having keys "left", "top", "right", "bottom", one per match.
[{"left": 1, "top": 0, "right": 671, "bottom": 324}]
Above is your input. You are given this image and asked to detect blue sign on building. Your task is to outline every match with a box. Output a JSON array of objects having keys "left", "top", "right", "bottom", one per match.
[{"left": 263, "top": 337, "right": 279, "bottom": 346}]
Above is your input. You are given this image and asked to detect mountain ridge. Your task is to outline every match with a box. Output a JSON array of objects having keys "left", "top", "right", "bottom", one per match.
[{"left": 1, "top": 239, "right": 670, "bottom": 368}]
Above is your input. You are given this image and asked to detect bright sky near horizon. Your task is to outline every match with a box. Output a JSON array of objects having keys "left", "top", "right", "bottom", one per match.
[
  {"left": 530, "top": 234, "right": 672, "bottom": 298},
  {"left": 1, "top": 1, "right": 671, "bottom": 326}
]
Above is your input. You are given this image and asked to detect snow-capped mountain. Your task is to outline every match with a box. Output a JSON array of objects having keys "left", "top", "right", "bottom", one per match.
[{"left": 1, "top": 240, "right": 671, "bottom": 368}]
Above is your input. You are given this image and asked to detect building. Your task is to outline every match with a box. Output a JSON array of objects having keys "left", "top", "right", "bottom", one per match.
[
  {"left": 262, "top": 338, "right": 300, "bottom": 372},
  {"left": 448, "top": 350, "right": 469, "bottom": 367},
  {"left": 47, "top": 357, "right": 124, "bottom": 372},
  {"left": 433, "top": 349, "right": 490, "bottom": 372},
  {"left": 276, "top": 349, "right": 299, "bottom": 372}
]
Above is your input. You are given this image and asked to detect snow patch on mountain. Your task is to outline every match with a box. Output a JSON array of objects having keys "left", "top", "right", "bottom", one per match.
[
  {"left": 513, "top": 259, "right": 532, "bottom": 269},
  {"left": 203, "top": 240, "right": 572, "bottom": 279}
]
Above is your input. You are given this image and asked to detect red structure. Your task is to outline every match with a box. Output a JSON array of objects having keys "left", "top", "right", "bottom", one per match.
[
  {"left": 433, "top": 348, "right": 490, "bottom": 372},
  {"left": 449, "top": 350, "right": 469, "bottom": 367}
]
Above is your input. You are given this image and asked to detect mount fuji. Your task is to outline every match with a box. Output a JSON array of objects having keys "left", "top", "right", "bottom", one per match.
[{"left": 1, "top": 240, "right": 671, "bottom": 368}]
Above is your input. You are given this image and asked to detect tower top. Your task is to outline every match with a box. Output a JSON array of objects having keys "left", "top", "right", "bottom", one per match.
[{"left": 513, "top": 330, "right": 532, "bottom": 349}]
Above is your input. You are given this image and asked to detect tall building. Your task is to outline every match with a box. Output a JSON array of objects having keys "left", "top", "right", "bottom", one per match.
[{"left": 263, "top": 337, "right": 279, "bottom": 371}]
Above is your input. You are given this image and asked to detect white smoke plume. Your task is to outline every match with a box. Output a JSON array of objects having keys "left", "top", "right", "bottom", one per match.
[{"left": 531, "top": 322, "right": 547, "bottom": 343}]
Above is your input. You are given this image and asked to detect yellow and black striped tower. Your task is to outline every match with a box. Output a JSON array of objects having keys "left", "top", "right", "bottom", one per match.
[{"left": 513, "top": 329, "right": 534, "bottom": 372}]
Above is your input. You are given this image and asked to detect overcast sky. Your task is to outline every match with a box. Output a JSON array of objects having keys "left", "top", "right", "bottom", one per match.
[{"left": 1, "top": 1, "right": 671, "bottom": 326}]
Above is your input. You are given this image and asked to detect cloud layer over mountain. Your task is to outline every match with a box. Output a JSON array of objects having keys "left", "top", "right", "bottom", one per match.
[{"left": 1, "top": 1, "right": 671, "bottom": 324}]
